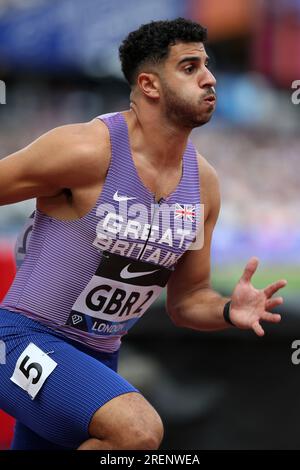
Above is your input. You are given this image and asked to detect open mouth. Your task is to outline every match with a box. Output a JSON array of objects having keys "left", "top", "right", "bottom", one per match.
[{"left": 204, "top": 95, "right": 216, "bottom": 103}]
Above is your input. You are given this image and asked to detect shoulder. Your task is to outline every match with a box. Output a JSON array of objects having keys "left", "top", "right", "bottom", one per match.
[
  {"left": 34, "top": 118, "right": 111, "bottom": 186},
  {"left": 44, "top": 118, "right": 110, "bottom": 164},
  {"left": 196, "top": 153, "right": 219, "bottom": 188},
  {"left": 196, "top": 153, "right": 221, "bottom": 223}
]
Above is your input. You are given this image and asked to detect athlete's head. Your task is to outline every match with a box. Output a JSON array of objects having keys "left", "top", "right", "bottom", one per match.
[{"left": 119, "top": 17, "right": 216, "bottom": 128}]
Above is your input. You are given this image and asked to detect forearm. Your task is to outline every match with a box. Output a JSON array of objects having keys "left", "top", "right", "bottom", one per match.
[{"left": 169, "top": 287, "right": 232, "bottom": 331}]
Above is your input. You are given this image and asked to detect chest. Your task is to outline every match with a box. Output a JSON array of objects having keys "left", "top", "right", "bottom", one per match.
[{"left": 133, "top": 153, "right": 183, "bottom": 202}]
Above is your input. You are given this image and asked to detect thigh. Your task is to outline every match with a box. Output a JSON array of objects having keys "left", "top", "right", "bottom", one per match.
[
  {"left": 0, "top": 309, "right": 139, "bottom": 449},
  {"left": 89, "top": 390, "right": 163, "bottom": 443}
]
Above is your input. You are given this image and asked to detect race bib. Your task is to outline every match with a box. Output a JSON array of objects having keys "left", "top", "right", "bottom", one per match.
[
  {"left": 66, "top": 251, "right": 172, "bottom": 336},
  {"left": 10, "top": 343, "right": 57, "bottom": 400}
]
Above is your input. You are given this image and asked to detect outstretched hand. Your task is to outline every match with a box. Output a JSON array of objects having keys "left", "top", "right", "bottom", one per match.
[{"left": 229, "top": 257, "right": 287, "bottom": 337}]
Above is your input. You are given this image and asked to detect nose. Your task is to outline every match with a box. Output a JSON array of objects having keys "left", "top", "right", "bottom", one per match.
[{"left": 200, "top": 67, "right": 217, "bottom": 90}]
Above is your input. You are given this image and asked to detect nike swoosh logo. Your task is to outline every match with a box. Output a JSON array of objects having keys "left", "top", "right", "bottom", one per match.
[
  {"left": 120, "top": 264, "right": 160, "bottom": 279},
  {"left": 113, "top": 191, "right": 136, "bottom": 202}
]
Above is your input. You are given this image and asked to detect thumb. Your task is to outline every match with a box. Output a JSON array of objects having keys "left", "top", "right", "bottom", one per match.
[{"left": 240, "top": 257, "right": 259, "bottom": 283}]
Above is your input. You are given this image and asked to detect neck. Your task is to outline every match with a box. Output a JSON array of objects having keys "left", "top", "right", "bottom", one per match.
[{"left": 124, "top": 101, "right": 191, "bottom": 168}]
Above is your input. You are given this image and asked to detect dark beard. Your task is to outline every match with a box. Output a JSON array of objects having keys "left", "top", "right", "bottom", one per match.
[{"left": 161, "top": 80, "right": 214, "bottom": 129}]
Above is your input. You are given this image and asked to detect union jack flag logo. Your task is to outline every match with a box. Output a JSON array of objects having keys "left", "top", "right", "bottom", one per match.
[{"left": 174, "top": 203, "right": 196, "bottom": 222}]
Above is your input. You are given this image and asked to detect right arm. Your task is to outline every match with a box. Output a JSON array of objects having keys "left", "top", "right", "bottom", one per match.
[{"left": 0, "top": 120, "right": 108, "bottom": 206}]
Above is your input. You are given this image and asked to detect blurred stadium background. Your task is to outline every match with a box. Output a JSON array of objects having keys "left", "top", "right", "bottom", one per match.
[{"left": 0, "top": 0, "right": 300, "bottom": 450}]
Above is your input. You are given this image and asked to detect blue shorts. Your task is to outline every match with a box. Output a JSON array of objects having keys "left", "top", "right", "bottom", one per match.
[{"left": 0, "top": 308, "right": 139, "bottom": 449}]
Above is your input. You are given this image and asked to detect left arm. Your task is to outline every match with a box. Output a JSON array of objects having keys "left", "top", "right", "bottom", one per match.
[
  {"left": 166, "top": 155, "right": 287, "bottom": 336},
  {"left": 167, "top": 156, "right": 230, "bottom": 331}
]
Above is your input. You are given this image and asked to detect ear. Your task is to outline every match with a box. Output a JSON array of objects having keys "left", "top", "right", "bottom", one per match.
[{"left": 137, "top": 72, "right": 160, "bottom": 99}]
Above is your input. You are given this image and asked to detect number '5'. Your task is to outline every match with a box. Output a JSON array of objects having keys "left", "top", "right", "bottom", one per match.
[{"left": 20, "top": 355, "right": 43, "bottom": 384}]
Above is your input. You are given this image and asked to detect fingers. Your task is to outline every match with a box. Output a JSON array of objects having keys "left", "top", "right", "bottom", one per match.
[
  {"left": 240, "top": 256, "right": 259, "bottom": 283},
  {"left": 252, "top": 320, "right": 264, "bottom": 337},
  {"left": 261, "top": 312, "right": 281, "bottom": 323},
  {"left": 252, "top": 311, "right": 282, "bottom": 337},
  {"left": 264, "top": 280, "right": 287, "bottom": 298},
  {"left": 265, "top": 297, "right": 283, "bottom": 310}
]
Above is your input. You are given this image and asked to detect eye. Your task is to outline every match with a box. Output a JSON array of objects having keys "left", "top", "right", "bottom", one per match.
[{"left": 184, "top": 65, "right": 195, "bottom": 74}]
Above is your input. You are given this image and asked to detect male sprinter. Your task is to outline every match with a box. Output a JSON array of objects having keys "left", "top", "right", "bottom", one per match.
[{"left": 0, "top": 18, "right": 286, "bottom": 450}]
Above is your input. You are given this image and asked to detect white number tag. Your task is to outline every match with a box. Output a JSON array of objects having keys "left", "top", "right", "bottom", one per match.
[{"left": 10, "top": 343, "right": 57, "bottom": 400}]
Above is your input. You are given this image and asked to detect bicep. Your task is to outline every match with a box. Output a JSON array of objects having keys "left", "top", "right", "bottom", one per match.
[
  {"left": 0, "top": 124, "right": 97, "bottom": 206},
  {"left": 0, "top": 144, "right": 61, "bottom": 205}
]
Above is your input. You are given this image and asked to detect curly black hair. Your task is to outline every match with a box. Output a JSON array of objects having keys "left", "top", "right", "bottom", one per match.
[{"left": 119, "top": 17, "right": 207, "bottom": 86}]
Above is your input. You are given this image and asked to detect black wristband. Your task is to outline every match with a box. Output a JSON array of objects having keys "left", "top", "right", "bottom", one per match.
[{"left": 223, "top": 301, "right": 235, "bottom": 327}]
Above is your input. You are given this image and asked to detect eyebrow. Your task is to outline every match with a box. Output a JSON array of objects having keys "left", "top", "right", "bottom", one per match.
[{"left": 177, "top": 55, "right": 210, "bottom": 66}]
